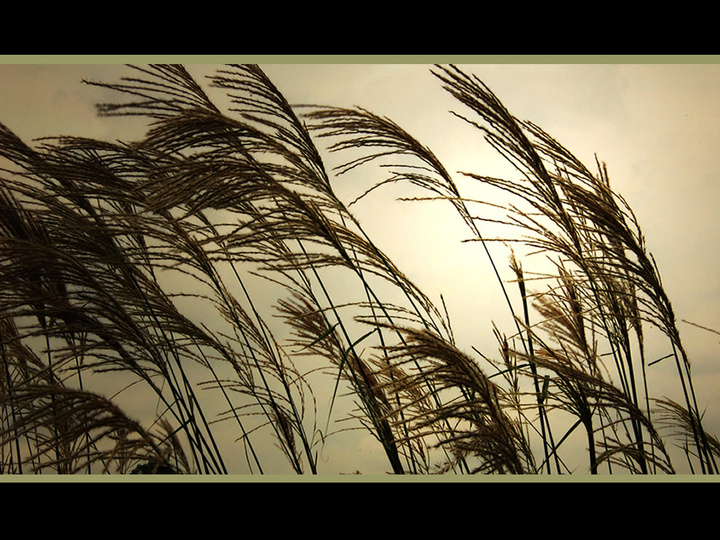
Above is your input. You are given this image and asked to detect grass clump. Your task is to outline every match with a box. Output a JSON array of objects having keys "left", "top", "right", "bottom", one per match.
[{"left": 0, "top": 63, "right": 716, "bottom": 475}]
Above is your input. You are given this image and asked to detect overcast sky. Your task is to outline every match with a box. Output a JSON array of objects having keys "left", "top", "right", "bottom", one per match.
[{"left": 1, "top": 59, "right": 718, "bottom": 474}]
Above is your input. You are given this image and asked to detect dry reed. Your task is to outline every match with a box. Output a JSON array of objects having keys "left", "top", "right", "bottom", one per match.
[{"left": 0, "top": 63, "right": 715, "bottom": 475}]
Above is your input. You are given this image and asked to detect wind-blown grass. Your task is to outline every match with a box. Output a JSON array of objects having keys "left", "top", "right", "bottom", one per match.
[{"left": 0, "top": 63, "right": 716, "bottom": 475}]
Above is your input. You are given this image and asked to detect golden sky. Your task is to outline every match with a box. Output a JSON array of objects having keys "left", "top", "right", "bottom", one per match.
[{"left": 1, "top": 58, "right": 719, "bottom": 474}]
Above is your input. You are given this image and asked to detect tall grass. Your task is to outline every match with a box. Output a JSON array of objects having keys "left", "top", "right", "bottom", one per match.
[{"left": 0, "top": 63, "right": 716, "bottom": 475}]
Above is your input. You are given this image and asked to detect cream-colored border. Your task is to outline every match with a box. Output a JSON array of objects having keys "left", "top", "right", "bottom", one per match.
[{"left": 0, "top": 55, "right": 717, "bottom": 483}]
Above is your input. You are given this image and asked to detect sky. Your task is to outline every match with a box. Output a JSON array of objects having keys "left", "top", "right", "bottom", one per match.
[{"left": 0, "top": 58, "right": 719, "bottom": 475}]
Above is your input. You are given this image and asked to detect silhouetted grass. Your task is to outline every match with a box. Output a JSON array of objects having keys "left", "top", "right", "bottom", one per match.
[{"left": 0, "top": 63, "right": 716, "bottom": 475}]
